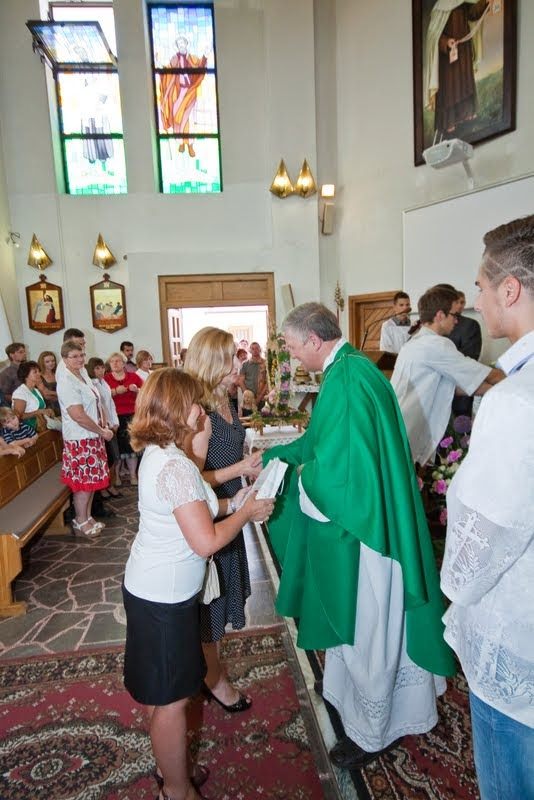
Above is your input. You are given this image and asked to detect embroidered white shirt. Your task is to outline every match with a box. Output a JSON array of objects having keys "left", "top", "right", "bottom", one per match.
[
  {"left": 391, "top": 326, "right": 490, "bottom": 465},
  {"left": 441, "top": 330, "right": 534, "bottom": 727},
  {"left": 124, "top": 444, "right": 219, "bottom": 603}
]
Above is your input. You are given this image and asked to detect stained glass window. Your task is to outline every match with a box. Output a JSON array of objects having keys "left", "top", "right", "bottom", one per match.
[
  {"left": 148, "top": 4, "right": 222, "bottom": 194},
  {"left": 27, "top": 4, "right": 127, "bottom": 195}
]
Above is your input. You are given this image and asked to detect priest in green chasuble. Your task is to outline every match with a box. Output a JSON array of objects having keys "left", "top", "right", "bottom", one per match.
[{"left": 263, "top": 302, "right": 455, "bottom": 769}]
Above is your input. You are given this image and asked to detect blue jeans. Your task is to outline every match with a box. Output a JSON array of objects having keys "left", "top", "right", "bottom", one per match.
[{"left": 470, "top": 690, "right": 534, "bottom": 800}]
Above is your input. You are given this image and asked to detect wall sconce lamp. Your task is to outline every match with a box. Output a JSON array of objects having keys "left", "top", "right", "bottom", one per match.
[
  {"left": 269, "top": 159, "right": 294, "bottom": 198},
  {"left": 27, "top": 234, "right": 52, "bottom": 270},
  {"left": 5, "top": 231, "right": 21, "bottom": 247},
  {"left": 320, "top": 183, "right": 336, "bottom": 235},
  {"left": 92, "top": 233, "right": 117, "bottom": 269},
  {"left": 294, "top": 159, "right": 317, "bottom": 198}
]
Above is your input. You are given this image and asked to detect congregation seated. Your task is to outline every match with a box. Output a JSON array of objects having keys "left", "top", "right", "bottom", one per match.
[{"left": 12, "top": 361, "right": 55, "bottom": 431}]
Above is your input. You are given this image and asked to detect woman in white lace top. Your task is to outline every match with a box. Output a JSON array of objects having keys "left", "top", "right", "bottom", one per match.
[
  {"left": 122, "top": 368, "right": 274, "bottom": 800},
  {"left": 441, "top": 215, "right": 534, "bottom": 800}
]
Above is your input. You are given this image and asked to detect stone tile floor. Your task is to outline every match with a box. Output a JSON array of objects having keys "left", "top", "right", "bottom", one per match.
[{"left": 0, "top": 486, "right": 280, "bottom": 660}]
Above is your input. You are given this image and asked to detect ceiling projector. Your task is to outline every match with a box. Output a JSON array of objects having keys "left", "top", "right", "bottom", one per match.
[{"left": 423, "top": 138, "right": 474, "bottom": 169}]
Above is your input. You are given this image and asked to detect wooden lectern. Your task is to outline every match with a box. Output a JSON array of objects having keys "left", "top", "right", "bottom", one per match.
[{"left": 364, "top": 350, "right": 397, "bottom": 379}]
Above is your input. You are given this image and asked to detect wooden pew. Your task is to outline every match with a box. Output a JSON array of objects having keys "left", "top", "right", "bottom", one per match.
[{"left": 0, "top": 430, "right": 71, "bottom": 617}]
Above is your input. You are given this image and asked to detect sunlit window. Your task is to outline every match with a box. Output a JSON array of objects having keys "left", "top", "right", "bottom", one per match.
[
  {"left": 148, "top": 3, "right": 222, "bottom": 194},
  {"left": 27, "top": 3, "right": 127, "bottom": 195}
]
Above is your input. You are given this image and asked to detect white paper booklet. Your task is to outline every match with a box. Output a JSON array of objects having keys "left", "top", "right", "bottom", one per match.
[{"left": 252, "top": 457, "right": 288, "bottom": 498}]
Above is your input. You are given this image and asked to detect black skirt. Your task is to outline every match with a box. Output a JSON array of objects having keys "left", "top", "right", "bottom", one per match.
[{"left": 122, "top": 584, "right": 206, "bottom": 706}]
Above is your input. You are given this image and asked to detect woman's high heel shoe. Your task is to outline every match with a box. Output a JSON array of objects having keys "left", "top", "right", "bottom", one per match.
[{"left": 201, "top": 682, "right": 252, "bottom": 713}]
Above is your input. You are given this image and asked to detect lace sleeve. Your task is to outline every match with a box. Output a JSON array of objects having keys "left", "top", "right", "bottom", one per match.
[
  {"left": 156, "top": 457, "right": 207, "bottom": 511},
  {"left": 441, "top": 493, "right": 534, "bottom": 607}
]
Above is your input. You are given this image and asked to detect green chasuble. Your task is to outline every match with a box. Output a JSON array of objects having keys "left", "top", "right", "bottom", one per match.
[{"left": 263, "top": 342, "right": 455, "bottom": 677}]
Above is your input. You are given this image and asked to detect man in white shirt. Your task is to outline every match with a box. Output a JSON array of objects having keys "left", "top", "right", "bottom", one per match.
[
  {"left": 391, "top": 286, "right": 503, "bottom": 466},
  {"left": 379, "top": 291, "right": 412, "bottom": 353},
  {"left": 441, "top": 214, "right": 534, "bottom": 800}
]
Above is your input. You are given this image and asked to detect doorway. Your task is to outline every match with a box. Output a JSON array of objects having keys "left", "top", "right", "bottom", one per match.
[{"left": 158, "top": 273, "right": 276, "bottom": 367}]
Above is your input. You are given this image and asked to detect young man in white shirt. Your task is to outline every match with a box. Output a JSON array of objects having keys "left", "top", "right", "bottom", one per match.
[
  {"left": 391, "top": 286, "right": 503, "bottom": 466},
  {"left": 441, "top": 214, "right": 534, "bottom": 800},
  {"left": 379, "top": 291, "right": 412, "bottom": 353}
]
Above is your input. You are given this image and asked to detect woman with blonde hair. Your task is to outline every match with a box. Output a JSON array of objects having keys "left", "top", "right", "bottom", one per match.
[
  {"left": 184, "top": 327, "right": 262, "bottom": 712},
  {"left": 123, "top": 368, "right": 273, "bottom": 800}
]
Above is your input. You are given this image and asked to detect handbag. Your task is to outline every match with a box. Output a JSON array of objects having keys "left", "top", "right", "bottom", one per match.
[{"left": 200, "top": 556, "right": 220, "bottom": 604}]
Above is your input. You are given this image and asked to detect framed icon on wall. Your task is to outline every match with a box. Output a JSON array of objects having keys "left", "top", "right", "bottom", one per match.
[
  {"left": 26, "top": 275, "right": 65, "bottom": 335},
  {"left": 90, "top": 273, "right": 128, "bottom": 333},
  {"left": 412, "top": 0, "right": 516, "bottom": 165}
]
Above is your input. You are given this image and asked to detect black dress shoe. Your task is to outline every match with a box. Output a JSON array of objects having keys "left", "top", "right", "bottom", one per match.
[{"left": 329, "top": 735, "right": 402, "bottom": 769}]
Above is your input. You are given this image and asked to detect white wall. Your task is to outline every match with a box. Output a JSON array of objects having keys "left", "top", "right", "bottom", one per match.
[{"left": 0, "top": 0, "right": 321, "bottom": 362}]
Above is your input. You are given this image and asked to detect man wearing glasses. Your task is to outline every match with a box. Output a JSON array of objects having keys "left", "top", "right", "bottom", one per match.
[{"left": 391, "top": 286, "right": 503, "bottom": 467}]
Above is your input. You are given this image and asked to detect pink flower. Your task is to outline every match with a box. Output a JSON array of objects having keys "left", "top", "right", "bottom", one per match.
[
  {"left": 433, "top": 478, "right": 448, "bottom": 495},
  {"left": 417, "top": 476, "right": 424, "bottom": 491},
  {"left": 439, "top": 508, "right": 448, "bottom": 526},
  {"left": 447, "top": 449, "right": 463, "bottom": 463},
  {"left": 440, "top": 436, "right": 454, "bottom": 449},
  {"left": 460, "top": 434, "right": 470, "bottom": 448}
]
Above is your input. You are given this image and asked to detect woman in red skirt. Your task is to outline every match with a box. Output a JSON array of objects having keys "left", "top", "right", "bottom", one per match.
[{"left": 57, "top": 341, "right": 114, "bottom": 537}]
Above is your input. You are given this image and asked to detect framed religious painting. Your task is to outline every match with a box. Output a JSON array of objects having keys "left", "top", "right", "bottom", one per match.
[
  {"left": 412, "top": 0, "right": 517, "bottom": 165},
  {"left": 26, "top": 276, "right": 65, "bottom": 335},
  {"left": 89, "top": 274, "right": 127, "bottom": 333}
]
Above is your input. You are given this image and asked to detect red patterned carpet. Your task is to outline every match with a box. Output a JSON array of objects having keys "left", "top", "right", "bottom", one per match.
[
  {"left": 357, "top": 674, "right": 480, "bottom": 800},
  {"left": 0, "top": 625, "right": 333, "bottom": 800}
]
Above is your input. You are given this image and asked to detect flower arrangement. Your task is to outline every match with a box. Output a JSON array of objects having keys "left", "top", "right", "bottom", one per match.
[
  {"left": 249, "top": 330, "right": 309, "bottom": 432},
  {"left": 425, "top": 415, "right": 472, "bottom": 526}
]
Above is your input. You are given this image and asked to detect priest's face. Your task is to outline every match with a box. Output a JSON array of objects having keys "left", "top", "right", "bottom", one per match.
[{"left": 284, "top": 328, "right": 323, "bottom": 371}]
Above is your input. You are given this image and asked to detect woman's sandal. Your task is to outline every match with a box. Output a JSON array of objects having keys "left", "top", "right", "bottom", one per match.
[
  {"left": 72, "top": 519, "right": 101, "bottom": 537},
  {"left": 88, "top": 516, "right": 105, "bottom": 531},
  {"left": 155, "top": 765, "right": 209, "bottom": 791},
  {"left": 201, "top": 682, "right": 252, "bottom": 713}
]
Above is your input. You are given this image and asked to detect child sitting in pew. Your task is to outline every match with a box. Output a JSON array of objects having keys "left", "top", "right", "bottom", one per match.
[{"left": 0, "top": 407, "right": 38, "bottom": 449}]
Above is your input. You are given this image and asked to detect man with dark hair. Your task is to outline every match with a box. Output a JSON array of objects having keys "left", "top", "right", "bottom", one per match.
[
  {"left": 391, "top": 286, "right": 502, "bottom": 466},
  {"left": 0, "top": 342, "right": 27, "bottom": 402},
  {"left": 379, "top": 291, "right": 412, "bottom": 353},
  {"left": 448, "top": 290, "right": 482, "bottom": 358},
  {"left": 120, "top": 341, "right": 136, "bottom": 373},
  {"left": 56, "top": 329, "right": 87, "bottom": 381},
  {"left": 263, "top": 301, "right": 455, "bottom": 769},
  {"left": 441, "top": 214, "right": 534, "bottom": 800}
]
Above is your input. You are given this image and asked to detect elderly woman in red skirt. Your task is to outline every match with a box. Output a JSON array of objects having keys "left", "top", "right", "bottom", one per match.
[{"left": 57, "top": 341, "right": 114, "bottom": 537}]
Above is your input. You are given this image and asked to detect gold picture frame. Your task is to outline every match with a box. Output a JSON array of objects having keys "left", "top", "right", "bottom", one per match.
[
  {"left": 89, "top": 274, "right": 128, "bottom": 333},
  {"left": 26, "top": 276, "right": 65, "bottom": 335}
]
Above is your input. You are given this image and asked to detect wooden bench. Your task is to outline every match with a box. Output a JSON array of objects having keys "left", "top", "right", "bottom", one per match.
[{"left": 0, "top": 430, "right": 71, "bottom": 617}]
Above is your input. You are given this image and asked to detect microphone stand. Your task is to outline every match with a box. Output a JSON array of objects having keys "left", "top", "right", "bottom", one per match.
[{"left": 360, "top": 311, "right": 400, "bottom": 351}]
